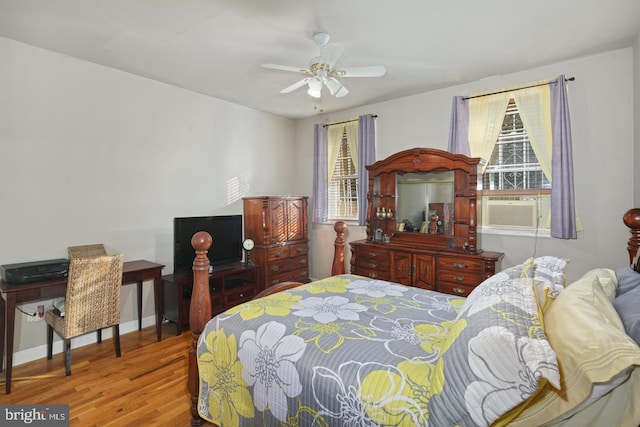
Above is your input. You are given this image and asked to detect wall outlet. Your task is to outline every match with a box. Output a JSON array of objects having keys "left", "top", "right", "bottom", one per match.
[{"left": 27, "top": 314, "right": 42, "bottom": 322}]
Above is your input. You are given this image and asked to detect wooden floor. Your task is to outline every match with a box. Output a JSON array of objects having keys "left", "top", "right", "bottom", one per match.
[{"left": 2, "top": 323, "right": 206, "bottom": 426}]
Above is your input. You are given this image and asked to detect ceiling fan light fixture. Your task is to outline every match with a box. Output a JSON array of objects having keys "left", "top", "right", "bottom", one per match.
[
  {"left": 307, "top": 88, "right": 322, "bottom": 98},
  {"left": 307, "top": 78, "right": 322, "bottom": 98}
]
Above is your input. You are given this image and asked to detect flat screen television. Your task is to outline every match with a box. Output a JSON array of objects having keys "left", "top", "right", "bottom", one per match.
[{"left": 173, "top": 215, "right": 243, "bottom": 273}]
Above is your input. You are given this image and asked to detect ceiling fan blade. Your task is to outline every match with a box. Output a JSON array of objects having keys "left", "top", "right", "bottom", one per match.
[
  {"left": 335, "top": 65, "right": 386, "bottom": 77},
  {"left": 262, "top": 63, "right": 311, "bottom": 74},
  {"left": 280, "top": 77, "right": 311, "bottom": 94},
  {"left": 335, "top": 84, "right": 349, "bottom": 98},
  {"left": 320, "top": 44, "right": 343, "bottom": 68}
]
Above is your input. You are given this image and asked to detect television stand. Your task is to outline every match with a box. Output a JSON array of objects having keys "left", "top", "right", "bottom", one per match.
[
  {"left": 211, "top": 264, "right": 234, "bottom": 272},
  {"left": 162, "top": 262, "right": 261, "bottom": 335}
]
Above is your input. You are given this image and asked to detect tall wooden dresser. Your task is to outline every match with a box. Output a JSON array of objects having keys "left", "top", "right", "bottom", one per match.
[{"left": 243, "top": 196, "right": 310, "bottom": 290}]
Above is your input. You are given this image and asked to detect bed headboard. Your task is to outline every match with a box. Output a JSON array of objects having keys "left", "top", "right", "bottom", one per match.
[{"left": 624, "top": 208, "right": 640, "bottom": 272}]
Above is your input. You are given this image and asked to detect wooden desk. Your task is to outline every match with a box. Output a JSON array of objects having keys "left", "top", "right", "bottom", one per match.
[{"left": 0, "top": 259, "right": 165, "bottom": 394}]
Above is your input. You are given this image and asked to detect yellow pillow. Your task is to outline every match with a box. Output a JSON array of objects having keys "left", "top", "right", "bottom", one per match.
[{"left": 509, "top": 271, "right": 640, "bottom": 426}]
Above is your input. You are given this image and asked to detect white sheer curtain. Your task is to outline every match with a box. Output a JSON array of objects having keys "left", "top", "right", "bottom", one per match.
[
  {"left": 345, "top": 121, "right": 359, "bottom": 171},
  {"left": 327, "top": 124, "right": 344, "bottom": 182},
  {"left": 513, "top": 84, "right": 552, "bottom": 181},
  {"left": 468, "top": 92, "right": 510, "bottom": 172}
]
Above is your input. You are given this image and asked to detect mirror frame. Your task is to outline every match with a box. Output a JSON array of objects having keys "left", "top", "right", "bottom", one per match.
[{"left": 365, "top": 148, "right": 482, "bottom": 253}]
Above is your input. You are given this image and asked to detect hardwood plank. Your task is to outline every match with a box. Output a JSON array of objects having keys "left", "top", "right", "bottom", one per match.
[{"left": 2, "top": 323, "right": 203, "bottom": 426}]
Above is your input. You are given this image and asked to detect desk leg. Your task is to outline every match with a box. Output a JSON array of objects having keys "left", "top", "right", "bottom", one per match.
[
  {"left": 154, "top": 270, "right": 163, "bottom": 342},
  {"left": 4, "top": 293, "right": 15, "bottom": 394},
  {"left": 137, "top": 281, "right": 143, "bottom": 331}
]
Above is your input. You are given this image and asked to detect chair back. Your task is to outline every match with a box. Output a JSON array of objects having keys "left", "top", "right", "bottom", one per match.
[
  {"left": 68, "top": 244, "right": 107, "bottom": 259},
  {"left": 62, "top": 254, "right": 123, "bottom": 338}
]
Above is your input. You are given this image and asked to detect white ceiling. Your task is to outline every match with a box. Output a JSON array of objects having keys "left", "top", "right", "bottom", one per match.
[{"left": 1, "top": 0, "right": 639, "bottom": 119}]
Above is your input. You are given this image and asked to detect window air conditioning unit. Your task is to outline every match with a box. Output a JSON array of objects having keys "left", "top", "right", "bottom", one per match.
[{"left": 485, "top": 199, "right": 538, "bottom": 228}]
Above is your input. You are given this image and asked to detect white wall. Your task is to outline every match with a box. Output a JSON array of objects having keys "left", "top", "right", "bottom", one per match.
[
  {"left": 295, "top": 47, "right": 636, "bottom": 285},
  {"left": 0, "top": 37, "right": 297, "bottom": 359}
]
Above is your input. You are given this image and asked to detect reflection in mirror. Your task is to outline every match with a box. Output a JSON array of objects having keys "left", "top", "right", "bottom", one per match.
[{"left": 396, "top": 171, "right": 455, "bottom": 234}]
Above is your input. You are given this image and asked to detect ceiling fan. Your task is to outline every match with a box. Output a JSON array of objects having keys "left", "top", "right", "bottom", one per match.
[{"left": 262, "top": 32, "right": 386, "bottom": 99}]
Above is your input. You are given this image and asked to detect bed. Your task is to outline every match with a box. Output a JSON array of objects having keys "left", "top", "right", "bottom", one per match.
[{"left": 187, "top": 210, "right": 640, "bottom": 426}]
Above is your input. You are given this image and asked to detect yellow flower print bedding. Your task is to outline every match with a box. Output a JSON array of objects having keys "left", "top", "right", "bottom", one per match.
[{"left": 197, "top": 274, "right": 558, "bottom": 426}]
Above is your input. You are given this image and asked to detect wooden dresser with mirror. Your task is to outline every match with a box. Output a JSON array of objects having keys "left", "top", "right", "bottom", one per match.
[{"left": 349, "top": 148, "right": 504, "bottom": 297}]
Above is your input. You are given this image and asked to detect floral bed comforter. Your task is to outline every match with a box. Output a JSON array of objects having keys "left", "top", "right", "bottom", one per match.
[{"left": 197, "top": 273, "right": 558, "bottom": 427}]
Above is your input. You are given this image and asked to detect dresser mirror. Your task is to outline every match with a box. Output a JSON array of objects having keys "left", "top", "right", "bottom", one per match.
[
  {"left": 365, "top": 148, "right": 481, "bottom": 252},
  {"left": 396, "top": 171, "right": 454, "bottom": 234}
]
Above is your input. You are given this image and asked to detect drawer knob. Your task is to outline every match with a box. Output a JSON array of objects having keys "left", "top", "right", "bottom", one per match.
[
  {"left": 368, "top": 272, "right": 378, "bottom": 278},
  {"left": 453, "top": 262, "right": 467, "bottom": 269},
  {"left": 454, "top": 275, "right": 465, "bottom": 282},
  {"left": 452, "top": 287, "right": 465, "bottom": 295},
  {"left": 368, "top": 252, "right": 378, "bottom": 257},
  {"left": 271, "top": 265, "right": 280, "bottom": 272},
  {"left": 239, "top": 293, "right": 244, "bottom": 298},
  {"left": 296, "top": 247, "right": 303, "bottom": 253},
  {"left": 275, "top": 251, "right": 282, "bottom": 257},
  {"left": 299, "top": 259, "right": 307, "bottom": 265},
  {"left": 368, "top": 262, "right": 378, "bottom": 268}
]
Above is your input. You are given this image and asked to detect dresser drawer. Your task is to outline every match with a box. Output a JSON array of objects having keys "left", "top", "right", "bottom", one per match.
[
  {"left": 438, "top": 282, "right": 475, "bottom": 297},
  {"left": 289, "top": 242, "right": 308, "bottom": 257},
  {"left": 290, "top": 254, "right": 308, "bottom": 270},
  {"left": 357, "top": 246, "right": 390, "bottom": 267},
  {"left": 266, "top": 245, "right": 290, "bottom": 261},
  {"left": 437, "top": 255, "right": 486, "bottom": 287},
  {"left": 267, "top": 257, "right": 291, "bottom": 274},
  {"left": 357, "top": 256, "right": 390, "bottom": 270},
  {"left": 437, "top": 270, "right": 481, "bottom": 286},
  {"left": 224, "top": 285, "right": 256, "bottom": 306},
  {"left": 267, "top": 255, "right": 307, "bottom": 274},
  {"left": 437, "top": 256, "right": 484, "bottom": 274},
  {"left": 356, "top": 267, "right": 390, "bottom": 281}
]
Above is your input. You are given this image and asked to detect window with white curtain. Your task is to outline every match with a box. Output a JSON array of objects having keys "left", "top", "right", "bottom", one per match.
[
  {"left": 479, "top": 98, "right": 551, "bottom": 232},
  {"left": 328, "top": 127, "right": 359, "bottom": 220},
  {"left": 449, "top": 76, "right": 576, "bottom": 238}
]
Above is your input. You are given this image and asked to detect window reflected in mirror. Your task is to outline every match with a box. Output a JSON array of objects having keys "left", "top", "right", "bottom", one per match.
[{"left": 396, "top": 171, "right": 455, "bottom": 235}]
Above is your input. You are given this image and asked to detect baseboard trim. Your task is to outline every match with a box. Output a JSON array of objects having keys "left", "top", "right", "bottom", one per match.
[{"left": 10, "top": 315, "right": 157, "bottom": 367}]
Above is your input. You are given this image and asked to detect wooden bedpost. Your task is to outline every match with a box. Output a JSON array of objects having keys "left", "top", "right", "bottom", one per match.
[
  {"left": 188, "top": 231, "right": 212, "bottom": 426},
  {"left": 623, "top": 208, "right": 640, "bottom": 272},
  {"left": 332, "top": 221, "right": 347, "bottom": 275}
]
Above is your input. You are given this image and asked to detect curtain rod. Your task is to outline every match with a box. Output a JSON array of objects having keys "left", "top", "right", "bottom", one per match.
[
  {"left": 463, "top": 77, "right": 575, "bottom": 100},
  {"left": 323, "top": 115, "right": 377, "bottom": 127}
]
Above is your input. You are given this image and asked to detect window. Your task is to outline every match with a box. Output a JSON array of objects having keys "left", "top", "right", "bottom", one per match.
[
  {"left": 449, "top": 76, "right": 576, "bottom": 238},
  {"left": 328, "top": 129, "right": 359, "bottom": 220},
  {"left": 479, "top": 99, "right": 551, "bottom": 232},
  {"left": 313, "top": 115, "right": 375, "bottom": 226}
]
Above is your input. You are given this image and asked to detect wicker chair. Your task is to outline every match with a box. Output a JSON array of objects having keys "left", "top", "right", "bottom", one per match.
[
  {"left": 67, "top": 243, "right": 107, "bottom": 259},
  {"left": 45, "top": 254, "right": 124, "bottom": 376}
]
